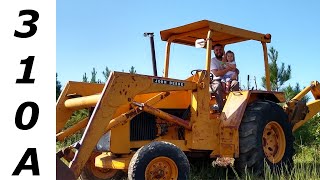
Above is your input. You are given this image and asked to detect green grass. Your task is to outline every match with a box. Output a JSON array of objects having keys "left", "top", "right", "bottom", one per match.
[
  {"left": 57, "top": 111, "right": 320, "bottom": 179},
  {"left": 57, "top": 143, "right": 320, "bottom": 179},
  {"left": 57, "top": 131, "right": 320, "bottom": 180},
  {"left": 190, "top": 146, "right": 320, "bottom": 180}
]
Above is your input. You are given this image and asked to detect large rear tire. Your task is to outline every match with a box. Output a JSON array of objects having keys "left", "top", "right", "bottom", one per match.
[
  {"left": 128, "top": 141, "right": 190, "bottom": 180},
  {"left": 235, "top": 100, "right": 294, "bottom": 175}
]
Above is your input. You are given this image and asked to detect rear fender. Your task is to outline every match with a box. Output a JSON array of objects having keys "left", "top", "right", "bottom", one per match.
[{"left": 215, "top": 90, "right": 285, "bottom": 158}]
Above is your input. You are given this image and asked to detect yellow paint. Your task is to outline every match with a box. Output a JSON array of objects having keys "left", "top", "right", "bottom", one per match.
[
  {"left": 134, "top": 91, "right": 191, "bottom": 109},
  {"left": 145, "top": 157, "right": 178, "bottom": 180},
  {"left": 262, "top": 42, "right": 271, "bottom": 91},
  {"left": 95, "top": 153, "right": 132, "bottom": 169},
  {"left": 263, "top": 121, "right": 286, "bottom": 163},
  {"left": 160, "top": 20, "right": 271, "bottom": 47},
  {"left": 110, "top": 104, "right": 131, "bottom": 154},
  {"left": 64, "top": 94, "right": 101, "bottom": 110},
  {"left": 57, "top": 20, "right": 320, "bottom": 179},
  {"left": 205, "top": 30, "right": 213, "bottom": 72},
  {"left": 311, "top": 81, "right": 320, "bottom": 99},
  {"left": 217, "top": 91, "right": 250, "bottom": 157},
  {"left": 163, "top": 40, "right": 172, "bottom": 77},
  {"left": 56, "top": 117, "right": 89, "bottom": 142},
  {"left": 67, "top": 72, "right": 197, "bottom": 177},
  {"left": 186, "top": 71, "right": 216, "bottom": 150},
  {"left": 56, "top": 81, "right": 104, "bottom": 133}
]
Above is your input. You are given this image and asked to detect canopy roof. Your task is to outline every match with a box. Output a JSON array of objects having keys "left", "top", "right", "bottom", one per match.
[{"left": 160, "top": 20, "right": 271, "bottom": 47}]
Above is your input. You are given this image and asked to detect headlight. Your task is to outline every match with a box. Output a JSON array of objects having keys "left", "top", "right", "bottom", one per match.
[{"left": 96, "top": 131, "right": 110, "bottom": 152}]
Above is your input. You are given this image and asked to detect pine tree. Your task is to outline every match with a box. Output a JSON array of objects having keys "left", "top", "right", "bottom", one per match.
[
  {"left": 129, "top": 66, "right": 136, "bottom": 74},
  {"left": 102, "top": 66, "right": 111, "bottom": 81},
  {"left": 82, "top": 73, "right": 88, "bottom": 82},
  {"left": 261, "top": 47, "right": 291, "bottom": 91},
  {"left": 56, "top": 73, "right": 62, "bottom": 100},
  {"left": 283, "top": 83, "right": 309, "bottom": 103},
  {"left": 90, "top": 68, "right": 97, "bottom": 83}
]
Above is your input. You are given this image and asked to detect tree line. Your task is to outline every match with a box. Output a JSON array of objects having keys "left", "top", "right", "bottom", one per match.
[
  {"left": 56, "top": 66, "right": 137, "bottom": 99},
  {"left": 57, "top": 47, "right": 306, "bottom": 102}
]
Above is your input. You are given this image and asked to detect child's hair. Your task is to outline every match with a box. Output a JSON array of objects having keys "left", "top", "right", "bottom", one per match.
[{"left": 225, "top": 50, "right": 235, "bottom": 61}]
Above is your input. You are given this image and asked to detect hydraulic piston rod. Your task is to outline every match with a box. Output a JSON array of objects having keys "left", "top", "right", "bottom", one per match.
[
  {"left": 133, "top": 102, "right": 192, "bottom": 130},
  {"left": 64, "top": 94, "right": 100, "bottom": 110}
]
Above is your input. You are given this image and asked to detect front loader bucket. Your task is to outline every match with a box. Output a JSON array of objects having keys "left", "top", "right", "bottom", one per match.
[
  {"left": 56, "top": 71, "right": 196, "bottom": 179},
  {"left": 56, "top": 156, "right": 76, "bottom": 180}
]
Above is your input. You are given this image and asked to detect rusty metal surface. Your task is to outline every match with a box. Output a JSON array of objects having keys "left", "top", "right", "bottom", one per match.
[
  {"left": 218, "top": 91, "right": 250, "bottom": 157},
  {"left": 293, "top": 99, "right": 320, "bottom": 131},
  {"left": 285, "top": 81, "right": 320, "bottom": 131},
  {"left": 220, "top": 91, "right": 250, "bottom": 128},
  {"left": 186, "top": 70, "right": 213, "bottom": 150},
  {"left": 68, "top": 72, "right": 196, "bottom": 178}
]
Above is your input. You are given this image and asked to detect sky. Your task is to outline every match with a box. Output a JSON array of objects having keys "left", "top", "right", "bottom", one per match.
[{"left": 57, "top": 0, "right": 320, "bottom": 91}]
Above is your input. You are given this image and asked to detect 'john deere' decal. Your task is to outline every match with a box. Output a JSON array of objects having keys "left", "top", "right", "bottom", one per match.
[{"left": 153, "top": 78, "right": 185, "bottom": 87}]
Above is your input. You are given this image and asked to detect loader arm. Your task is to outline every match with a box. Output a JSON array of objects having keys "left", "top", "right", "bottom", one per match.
[
  {"left": 56, "top": 82, "right": 104, "bottom": 133},
  {"left": 57, "top": 72, "right": 197, "bottom": 178}
]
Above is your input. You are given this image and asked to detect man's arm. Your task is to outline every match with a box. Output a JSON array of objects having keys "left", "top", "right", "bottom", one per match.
[
  {"left": 226, "top": 61, "right": 236, "bottom": 69},
  {"left": 211, "top": 66, "right": 232, "bottom": 77}
]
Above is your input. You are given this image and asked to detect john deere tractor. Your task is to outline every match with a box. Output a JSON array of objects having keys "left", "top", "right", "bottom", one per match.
[{"left": 56, "top": 20, "right": 320, "bottom": 180}]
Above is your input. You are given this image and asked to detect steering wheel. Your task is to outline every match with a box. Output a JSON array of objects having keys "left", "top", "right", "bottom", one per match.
[
  {"left": 190, "top": 69, "right": 210, "bottom": 82},
  {"left": 190, "top": 69, "right": 203, "bottom": 75},
  {"left": 210, "top": 72, "right": 214, "bottom": 82}
]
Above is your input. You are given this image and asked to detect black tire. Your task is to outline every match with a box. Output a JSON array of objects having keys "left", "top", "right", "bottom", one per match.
[
  {"left": 79, "top": 153, "right": 126, "bottom": 180},
  {"left": 235, "top": 100, "right": 294, "bottom": 175},
  {"left": 128, "top": 141, "right": 190, "bottom": 180}
]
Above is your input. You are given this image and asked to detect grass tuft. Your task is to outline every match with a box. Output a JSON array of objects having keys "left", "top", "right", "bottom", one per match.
[{"left": 190, "top": 146, "right": 320, "bottom": 180}]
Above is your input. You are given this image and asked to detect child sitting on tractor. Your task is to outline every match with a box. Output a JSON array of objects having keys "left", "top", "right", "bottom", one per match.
[{"left": 221, "top": 50, "right": 238, "bottom": 93}]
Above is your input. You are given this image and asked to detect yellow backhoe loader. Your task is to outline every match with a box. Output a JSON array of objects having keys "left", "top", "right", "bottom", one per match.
[{"left": 56, "top": 20, "right": 320, "bottom": 180}]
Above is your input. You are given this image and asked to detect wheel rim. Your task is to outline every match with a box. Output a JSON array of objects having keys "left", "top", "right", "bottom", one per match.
[
  {"left": 145, "top": 156, "right": 178, "bottom": 180},
  {"left": 262, "top": 121, "right": 286, "bottom": 163},
  {"left": 89, "top": 162, "right": 118, "bottom": 179}
]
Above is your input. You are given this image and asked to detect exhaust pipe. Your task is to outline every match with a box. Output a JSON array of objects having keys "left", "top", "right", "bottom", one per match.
[{"left": 144, "top": 32, "right": 158, "bottom": 76}]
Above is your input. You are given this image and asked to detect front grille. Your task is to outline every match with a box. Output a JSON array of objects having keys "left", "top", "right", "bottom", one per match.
[
  {"left": 130, "top": 112, "right": 156, "bottom": 141},
  {"left": 130, "top": 109, "right": 189, "bottom": 141}
]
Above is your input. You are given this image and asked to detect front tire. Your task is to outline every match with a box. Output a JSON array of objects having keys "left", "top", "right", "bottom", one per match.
[
  {"left": 128, "top": 141, "right": 190, "bottom": 180},
  {"left": 235, "top": 100, "right": 294, "bottom": 175}
]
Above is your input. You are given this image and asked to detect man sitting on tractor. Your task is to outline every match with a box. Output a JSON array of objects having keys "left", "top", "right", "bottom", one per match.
[{"left": 210, "top": 43, "right": 239, "bottom": 112}]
